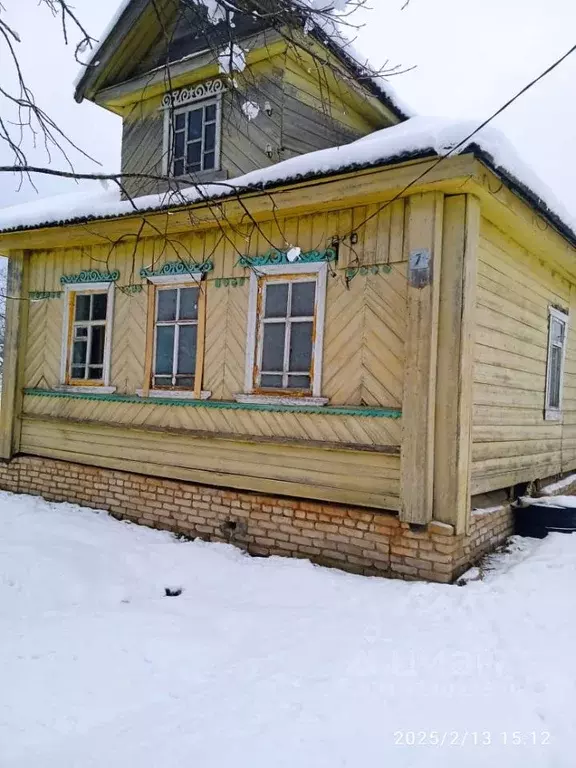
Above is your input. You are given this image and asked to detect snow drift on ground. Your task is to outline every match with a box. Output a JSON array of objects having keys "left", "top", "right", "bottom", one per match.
[
  {"left": 1, "top": 116, "right": 574, "bottom": 242},
  {"left": 1, "top": 491, "right": 576, "bottom": 767}
]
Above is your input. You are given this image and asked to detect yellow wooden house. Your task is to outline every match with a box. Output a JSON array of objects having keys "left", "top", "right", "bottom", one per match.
[{"left": 1, "top": 0, "right": 575, "bottom": 582}]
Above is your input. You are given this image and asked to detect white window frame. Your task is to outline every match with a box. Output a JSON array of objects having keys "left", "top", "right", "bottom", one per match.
[
  {"left": 544, "top": 306, "right": 569, "bottom": 421},
  {"left": 161, "top": 96, "right": 222, "bottom": 178},
  {"left": 238, "top": 262, "right": 328, "bottom": 406},
  {"left": 58, "top": 282, "right": 115, "bottom": 394},
  {"left": 139, "top": 272, "right": 211, "bottom": 400}
]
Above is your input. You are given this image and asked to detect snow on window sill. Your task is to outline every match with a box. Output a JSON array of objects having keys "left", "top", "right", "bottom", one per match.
[
  {"left": 136, "top": 389, "right": 212, "bottom": 401},
  {"left": 544, "top": 408, "right": 563, "bottom": 421},
  {"left": 234, "top": 393, "right": 329, "bottom": 407},
  {"left": 55, "top": 385, "right": 116, "bottom": 395}
]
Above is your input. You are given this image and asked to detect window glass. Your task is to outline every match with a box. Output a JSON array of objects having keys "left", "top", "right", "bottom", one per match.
[
  {"left": 291, "top": 282, "right": 315, "bottom": 317},
  {"left": 289, "top": 322, "right": 313, "bottom": 371},
  {"left": 204, "top": 123, "right": 216, "bottom": 151},
  {"left": 177, "top": 325, "right": 197, "bottom": 375},
  {"left": 90, "top": 326, "right": 106, "bottom": 365},
  {"left": 92, "top": 293, "right": 107, "bottom": 321},
  {"left": 261, "top": 324, "right": 285, "bottom": 371},
  {"left": 179, "top": 287, "right": 199, "bottom": 320},
  {"left": 75, "top": 294, "right": 90, "bottom": 322},
  {"left": 261, "top": 374, "right": 283, "bottom": 388},
  {"left": 174, "top": 131, "right": 185, "bottom": 158},
  {"left": 156, "top": 325, "right": 175, "bottom": 375},
  {"left": 157, "top": 289, "right": 177, "bottom": 322},
  {"left": 549, "top": 346, "right": 562, "bottom": 408},
  {"left": 264, "top": 283, "right": 288, "bottom": 318},
  {"left": 187, "top": 109, "right": 203, "bottom": 140},
  {"left": 288, "top": 375, "right": 310, "bottom": 390}
]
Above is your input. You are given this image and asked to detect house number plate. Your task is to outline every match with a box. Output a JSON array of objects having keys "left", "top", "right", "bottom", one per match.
[{"left": 409, "top": 248, "right": 432, "bottom": 288}]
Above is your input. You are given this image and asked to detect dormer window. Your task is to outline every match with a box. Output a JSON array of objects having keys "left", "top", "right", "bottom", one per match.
[{"left": 168, "top": 99, "right": 221, "bottom": 177}]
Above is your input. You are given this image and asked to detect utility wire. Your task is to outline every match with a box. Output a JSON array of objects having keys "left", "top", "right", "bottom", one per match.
[{"left": 341, "top": 40, "right": 576, "bottom": 247}]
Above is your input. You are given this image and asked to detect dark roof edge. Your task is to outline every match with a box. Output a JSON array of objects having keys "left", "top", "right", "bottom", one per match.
[
  {"left": 470, "top": 144, "right": 576, "bottom": 249},
  {"left": 310, "top": 27, "right": 411, "bottom": 122},
  {"left": 74, "top": 0, "right": 146, "bottom": 103},
  {"left": 1, "top": 147, "right": 575, "bottom": 251}
]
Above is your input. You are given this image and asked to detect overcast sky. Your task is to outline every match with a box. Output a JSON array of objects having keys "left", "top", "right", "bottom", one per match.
[{"left": 1, "top": 0, "right": 575, "bottom": 210}]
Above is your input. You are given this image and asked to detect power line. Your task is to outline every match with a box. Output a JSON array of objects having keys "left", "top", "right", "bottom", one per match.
[{"left": 341, "top": 40, "right": 576, "bottom": 249}]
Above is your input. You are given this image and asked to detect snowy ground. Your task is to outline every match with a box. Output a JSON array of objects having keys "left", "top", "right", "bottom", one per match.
[{"left": 2, "top": 492, "right": 576, "bottom": 767}]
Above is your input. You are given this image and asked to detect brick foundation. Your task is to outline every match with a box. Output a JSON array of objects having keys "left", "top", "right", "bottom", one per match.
[{"left": 0, "top": 455, "right": 514, "bottom": 583}]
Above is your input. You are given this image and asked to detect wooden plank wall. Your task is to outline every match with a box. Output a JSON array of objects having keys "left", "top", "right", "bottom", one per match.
[
  {"left": 19, "top": 416, "right": 401, "bottom": 510},
  {"left": 20, "top": 202, "right": 407, "bottom": 509},
  {"left": 119, "top": 52, "right": 370, "bottom": 198},
  {"left": 24, "top": 204, "right": 407, "bottom": 408},
  {"left": 471, "top": 217, "right": 575, "bottom": 494}
]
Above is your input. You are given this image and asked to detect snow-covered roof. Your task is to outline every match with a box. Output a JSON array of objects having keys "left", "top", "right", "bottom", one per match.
[
  {"left": 0, "top": 117, "right": 575, "bottom": 247},
  {"left": 74, "top": 0, "right": 412, "bottom": 120}
]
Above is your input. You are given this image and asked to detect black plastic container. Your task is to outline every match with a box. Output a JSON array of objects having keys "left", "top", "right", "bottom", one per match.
[{"left": 514, "top": 502, "right": 576, "bottom": 538}]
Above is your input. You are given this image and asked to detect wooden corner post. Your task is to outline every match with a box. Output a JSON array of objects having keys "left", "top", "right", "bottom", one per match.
[
  {"left": 400, "top": 193, "right": 444, "bottom": 525},
  {"left": 433, "top": 195, "right": 480, "bottom": 534},
  {"left": 0, "top": 250, "right": 30, "bottom": 460}
]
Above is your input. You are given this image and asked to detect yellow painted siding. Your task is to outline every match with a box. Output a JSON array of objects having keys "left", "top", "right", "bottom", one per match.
[
  {"left": 472, "top": 218, "right": 573, "bottom": 494},
  {"left": 20, "top": 202, "right": 407, "bottom": 510},
  {"left": 20, "top": 415, "right": 400, "bottom": 510},
  {"left": 24, "top": 205, "right": 407, "bottom": 407}
]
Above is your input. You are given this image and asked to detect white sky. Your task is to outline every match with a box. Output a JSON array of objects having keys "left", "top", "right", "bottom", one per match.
[{"left": 0, "top": 0, "right": 575, "bottom": 210}]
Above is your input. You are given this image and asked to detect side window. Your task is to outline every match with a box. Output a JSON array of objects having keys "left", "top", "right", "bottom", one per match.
[
  {"left": 255, "top": 277, "right": 317, "bottom": 393},
  {"left": 64, "top": 289, "right": 112, "bottom": 386},
  {"left": 545, "top": 307, "right": 569, "bottom": 419},
  {"left": 153, "top": 286, "right": 200, "bottom": 389},
  {"left": 170, "top": 100, "right": 219, "bottom": 177}
]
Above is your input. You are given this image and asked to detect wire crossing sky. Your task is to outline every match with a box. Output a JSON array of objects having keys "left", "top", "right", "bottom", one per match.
[{"left": 0, "top": 0, "right": 575, "bottom": 209}]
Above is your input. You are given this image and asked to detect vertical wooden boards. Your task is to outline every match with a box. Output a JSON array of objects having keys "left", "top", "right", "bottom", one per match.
[
  {"left": 400, "top": 193, "right": 444, "bottom": 525},
  {"left": 0, "top": 251, "right": 30, "bottom": 458},
  {"left": 434, "top": 195, "right": 480, "bottom": 533}
]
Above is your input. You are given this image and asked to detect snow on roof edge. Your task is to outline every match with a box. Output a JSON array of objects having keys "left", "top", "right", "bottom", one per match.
[{"left": 1, "top": 117, "right": 574, "bottom": 249}]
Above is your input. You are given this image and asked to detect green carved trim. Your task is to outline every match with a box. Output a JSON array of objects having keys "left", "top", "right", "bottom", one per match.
[
  {"left": 60, "top": 269, "right": 119, "bottom": 285},
  {"left": 345, "top": 264, "right": 392, "bottom": 281},
  {"left": 118, "top": 284, "right": 144, "bottom": 294},
  {"left": 29, "top": 291, "right": 63, "bottom": 300},
  {"left": 140, "top": 260, "right": 213, "bottom": 279},
  {"left": 214, "top": 277, "right": 247, "bottom": 288},
  {"left": 23, "top": 388, "right": 402, "bottom": 419},
  {"left": 237, "top": 248, "right": 337, "bottom": 269}
]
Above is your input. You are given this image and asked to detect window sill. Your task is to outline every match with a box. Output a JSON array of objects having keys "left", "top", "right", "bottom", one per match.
[
  {"left": 234, "top": 393, "right": 329, "bottom": 407},
  {"left": 544, "top": 408, "right": 563, "bottom": 421},
  {"left": 136, "top": 389, "right": 212, "bottom": 401},
  {"left": 55, "top": 385, "right": 116, "bottom": 395}
]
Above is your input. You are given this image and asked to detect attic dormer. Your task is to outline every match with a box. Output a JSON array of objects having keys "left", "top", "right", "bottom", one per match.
[{"left": 75, "top": 0, "right": 408, "bottom": 198}]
